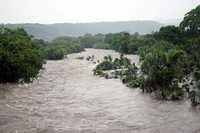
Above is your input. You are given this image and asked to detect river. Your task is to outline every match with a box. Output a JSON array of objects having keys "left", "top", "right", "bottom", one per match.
[{"left": 0, "top": 49, "right": 200, "bottom": 133}]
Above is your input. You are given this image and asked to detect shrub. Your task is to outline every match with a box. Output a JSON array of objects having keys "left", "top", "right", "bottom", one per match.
[
  {"left": 95, "top": 61, "right": 114, "bottom": 71},
  {"left": 120, "top": 64, "right": 140, "bottom": 88}
]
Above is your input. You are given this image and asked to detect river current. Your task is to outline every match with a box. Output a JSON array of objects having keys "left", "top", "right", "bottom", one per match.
[{"left": 0, "top": 49, "right": 200, "bottom": 133}]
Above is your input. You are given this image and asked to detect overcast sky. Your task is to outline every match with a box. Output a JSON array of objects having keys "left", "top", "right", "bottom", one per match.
[{"left": 0, "top": 0, "right": 199, "bottom": 24}]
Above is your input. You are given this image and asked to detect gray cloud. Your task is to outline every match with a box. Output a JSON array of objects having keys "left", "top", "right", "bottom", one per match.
[{"left": 0, "top": 0, "right": 199, "bottom": 24}]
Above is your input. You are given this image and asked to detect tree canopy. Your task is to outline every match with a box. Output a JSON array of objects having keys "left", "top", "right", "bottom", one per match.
[
  {"left": 180, "top": 5, "right": 200, "bottom": 37},
  {"left": 0, "top": 28, "right": 45, "bottom": 83}
]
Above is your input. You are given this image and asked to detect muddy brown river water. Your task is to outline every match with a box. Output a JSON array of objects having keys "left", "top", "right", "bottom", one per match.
[{"left": 0, "top": 49, "right": 200, "bottom": 133}]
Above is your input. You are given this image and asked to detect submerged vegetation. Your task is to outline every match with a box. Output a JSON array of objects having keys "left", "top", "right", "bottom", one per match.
[
  {"left": 93, "top": 5, "right": 200, "bottom": 105},
  {"left": 93, "top": 55, "right": 140, "bottom": 88},
  {"left": 140, "top": 47, "right": 187, "bottom": 100}
]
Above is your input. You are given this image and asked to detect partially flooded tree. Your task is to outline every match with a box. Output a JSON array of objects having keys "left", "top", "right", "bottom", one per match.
[
  {"left": 0, "top": 28, "right": 45, "bottom": 83},
  {"left": 140, "top": 43, "right": 188, "bottom": 100}
]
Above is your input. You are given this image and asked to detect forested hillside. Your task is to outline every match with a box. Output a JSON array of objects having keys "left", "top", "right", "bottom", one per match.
[{"left": 3, "top": 21, "right": 163, "bottom": 41}]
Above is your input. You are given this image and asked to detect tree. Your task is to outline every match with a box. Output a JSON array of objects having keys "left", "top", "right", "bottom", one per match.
[
  {"left": 104, "top": 33, "right": 121, "bottom": 51},
  {"left": 140, "top": 42, "right": 188, "bottom": 100},
  {"left": 45, "top": 47, "right": 64, "bottom": 60},
  {"left": 104, "top": 32, "right": 130, "bottom": 53},
  {"left": 46, "top": 36, "right": 84, "bottom": 60},
  {"left": 0, "top": 28, "right": 45, "bottom": 83},
  {"left": 118, "top": 32, "right": 130, "bottom": 53},
  {"left": 79, "top": 34, "right": 96, "bottom": 48},
  {"left": 153, "top": 26, "right": 183, "bottom": 44},
  {"left": 180, "top": 5, "right": 200, "bottom": 37}
]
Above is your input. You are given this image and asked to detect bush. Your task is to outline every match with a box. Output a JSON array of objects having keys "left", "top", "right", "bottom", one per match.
[
  {"left": 93, "top": 55, "right": 140, "bottom": 88},
  {"left": 120, "top": 64, "right": 140, "bottom": 88},
  {"left": 95, "top": 61, "right": 114, "bottom": 71}
]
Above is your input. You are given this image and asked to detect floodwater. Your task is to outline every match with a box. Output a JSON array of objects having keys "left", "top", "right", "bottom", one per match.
[{"left": 0, "top": 49, "right": 200, "bottom": 133}]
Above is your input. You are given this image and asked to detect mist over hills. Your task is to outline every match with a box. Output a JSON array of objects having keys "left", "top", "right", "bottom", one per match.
[{"left": 4, "top": 21, "right": 164, "bottom": 41}]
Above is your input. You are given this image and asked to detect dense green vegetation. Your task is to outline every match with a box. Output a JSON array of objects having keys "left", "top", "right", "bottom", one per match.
[
  {"left": 93, "top": 5, "right": 200, "bottom": 105},
  {"left": 45, "top": 36, "right": 84, "bottom": 60},
  {"left": 93, "top": 55, "right": 140, "bottom": 88},
  {"left": 140, "top": 45, "right": 188, "bottom": 100},
  {"left": 0, "top": 28, "right": 85, "bottom": 83},
  {"left": 0, "top": 28, "right": 45, "bottom": 83},
  {"left": 45, "top": 47, "right": 64, "bottom": 60}
]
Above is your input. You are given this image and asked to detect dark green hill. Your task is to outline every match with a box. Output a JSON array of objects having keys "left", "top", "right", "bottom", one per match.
[{"left": 4, "top": 21, "right": 163, "bottom": 41}]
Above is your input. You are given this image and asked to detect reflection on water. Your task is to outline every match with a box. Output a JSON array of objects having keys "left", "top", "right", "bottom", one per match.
[{"left": 0, "top": 49, "right": 200, "bottom": 133}]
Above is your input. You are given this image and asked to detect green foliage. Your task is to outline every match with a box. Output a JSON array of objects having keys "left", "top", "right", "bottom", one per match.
[
  {"left": 104, "top": 32, "right": 157, "bottom": 54},
  {"left": 128, "top": 37, "right": 156, "bottom": 54},
  {"left": 183, "top": 37, "right": 200, "bottom": 68},
  {"left": 45, "top": 47, "right": 64, "bottom": 60},
  {"left": 127, "top": 40, "right": 141, "bottom": 54},
  {"left": 92, "top": 5, "right": 200, "bottom": 105},
  {"left": 137, "top": 5, "right": 200, "bottom": 103},
  {"left": 184, "top": 37, "right": 200, "bottom": 105},
  {"left": 139, "top": 40, "right": 174, "bottom": 61},
  {"left": 94, "top": 56, "right": 114, "bottom": 71},
  {"left": 95, "top": 61, "right": 114, "bottom": 71},
  {"left": 140, "top": 45, "right": 187, "bottom": 100},
  {"left": 104, "top": 32, "right": 130, "bottom": 53},
  {"left": 93, "top": 55, "right": 139, "bottom": 88},
  {"left": 51, "top": 36, "right": 84, "bottom": 54},
  {"left": 180, "top": 5, "right": 200, "bottom": 37},
  {"left": 79, "top": 34, "right": 96, "bottom": 48},
  {"left": 120, "top": 64, "right": 140, "bottom": 88},
  {"left": 93, "top": 42, "right": 110, "bottom": 49},
  {"left": 0, "top": 28, "right": 45, "bottom": 83},
  {"left": 153, "top": 26, "right": 183, "bottom": 44},
  {"left": 45, "top": 36, "right": 84, "bottom": 60},
  {"left": 104, "top": 33, "right": 121, "bottom": 50},
  {"left": 94, "top": 55, "right": 132, "bottom": 72},
  {"left": 118, "top": 32, "right": 130, "bottom": 53},
  {"left": 32, "top": 39, "right": 48, "bottom": 48},
  {"left": 78, "top": 33, "right": 109, "bottom": 49}
]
